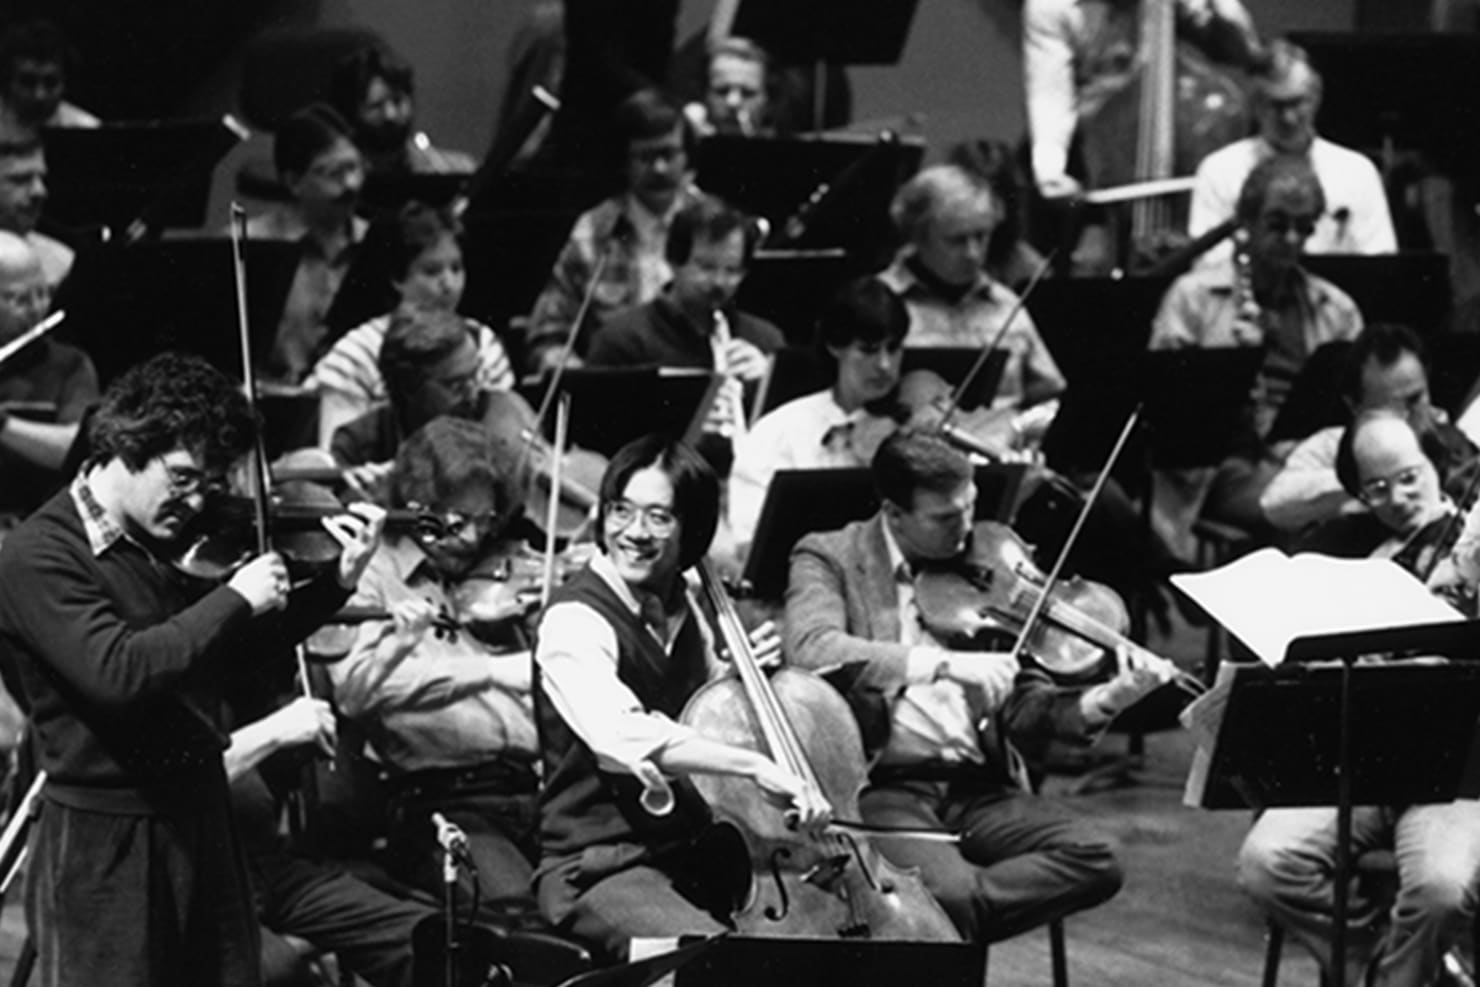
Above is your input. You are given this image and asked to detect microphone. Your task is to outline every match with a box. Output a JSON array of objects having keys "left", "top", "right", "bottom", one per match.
[{"left": 432, "top": 812, "right": 476, "bottom": 871}]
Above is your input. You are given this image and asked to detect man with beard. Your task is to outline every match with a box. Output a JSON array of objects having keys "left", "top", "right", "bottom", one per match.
[
  {"left": 728, "top": 277, "right": 907, "bottom": 555},
  {"left": 326, "top": 415, "right": 543, "bottom": 912},
  {"left": 524, "top": 88, "right": 708, "bottom": 374},
  {"left": 0, "top": 136, "right": 72, "bottom": 288},
  {"left": 327, "top": 44, "right": 475, "bottom": 179},
  {"left": 586, "top": 196, "right": 783, "bottom": 475},
  {"left": 1188, "top": 39, "right": 1396, "bottom": 268},
  {"left": 0, "top": 351, "right": 385, "bottom": 986},
  {"left": 0, "top": 231, "right": 95, "bottom": 526},
  {"left": 246, "top": 104, "right": 368, "bottom": 385}
]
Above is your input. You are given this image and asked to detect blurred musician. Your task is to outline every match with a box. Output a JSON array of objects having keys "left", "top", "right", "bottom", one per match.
[
  {"left": 729, "top": 277, "right": 906, "bottom": 553},
  {"left": 0, "top": 231, "right": 94, "bottom": 530},
  {"left": 524, "top": 88, "right": 708, "bottom": 375},
  {"left": 1239, "top": 408, "right": 1480, "bottom": 987},
  {"left": 0, "top": 352, "right": 384, "bottom": 986},
  {"left": 1149, "top": 154, "right": 1363, "bottom": 560},
  {"left": 309, "top": 201, "right": 514, "bottom": 446},
  {"left": 587, "top": 196, "right": 783, "bottom": 474},
  {"left": 683, "top": 36, "right": 773, "bottom": 138},
  {"left": 1188, "top": 39, "right": 1397, "bottom": 268},
  {"left": 878, "top": 165, "right": 1065, "bottom": 454},
  {"left": 0, "top": 136, "right": 72, "bottom": 288}
]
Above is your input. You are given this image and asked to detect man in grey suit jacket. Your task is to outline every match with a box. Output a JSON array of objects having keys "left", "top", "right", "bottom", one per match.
[{"left": 784, "top": 428, "right": 1168, "bottom": 943}]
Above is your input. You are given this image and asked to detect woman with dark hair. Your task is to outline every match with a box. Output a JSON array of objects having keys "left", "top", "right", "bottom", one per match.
[
  {"left": 532, "top": 433, "right": 828, "bottom": 960},
  {"left": 309, "top": 201, "right": 513, "bottom": 445}
]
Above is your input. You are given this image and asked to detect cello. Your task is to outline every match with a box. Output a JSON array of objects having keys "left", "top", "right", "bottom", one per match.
[{"left": 680, "top": 560, "right": 962, "bottom": 942}]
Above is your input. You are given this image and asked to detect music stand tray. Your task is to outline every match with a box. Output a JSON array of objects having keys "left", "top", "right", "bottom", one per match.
[
  {"left": 737, "top": 248, "right": 857, "bottom": 347},
  {"left": 1138, "top": 347, "right": 1266, "bottom": 469},
  {"left": 742, "top": 464, "right": 1026, "bottom": 601},
  {"left": 1301, "top": 254, "right": 1450, "bottom": 338}
]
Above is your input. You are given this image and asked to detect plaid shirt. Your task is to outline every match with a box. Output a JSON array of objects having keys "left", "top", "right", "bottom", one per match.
[{"left": 70, "top": 471, "right": 126, "bottom": 557}]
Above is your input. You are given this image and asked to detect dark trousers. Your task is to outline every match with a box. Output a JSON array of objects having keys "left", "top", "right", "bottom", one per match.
[
  {"left": 860, "top": 778, "right": 1123, "bottom": 943},
  {"left": 26, "top": 777, "right": 261, "bottom": 986},
  {"left": 252, "top": 848, "right": 429, "bottom": 987}
]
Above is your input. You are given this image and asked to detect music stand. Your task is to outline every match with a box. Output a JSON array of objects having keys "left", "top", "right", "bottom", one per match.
[
  {"left": 1138, "top": 348, "right": 1266, "bottom": 469},
  {"left": 1192, "top": 621, "right": 1480, "bottom": 987},
  {"left": 670, "top": 935, "right": 980, "bottom": 987},
  {"left": 1301, "top": 254, "right": 1451, "bottom": 337},
  {"left": 41, "top": 117, "right": 247, "bottom": 235},
  {"left": 694, "top": 133, "right": 923, "bottom": 260},
  {"left": 736, "top": 248, "right": 857, "bottom": 346},
  {"left": 51, "top": 238, "right": 301, "bottom": 388},
  {"left": 521, "top": 367, "right": 722, "bottom": 460},
  {"left": 1263, "top": 340, "right": 1353, "bottom": 447},
  {"left": 741, "top": 463, "right": 1027, "bottom": 601}
]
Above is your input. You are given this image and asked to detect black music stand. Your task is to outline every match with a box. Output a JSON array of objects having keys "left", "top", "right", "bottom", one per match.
[
  {"left": 520, "top": 367, "right": 722, "bottom": 460},
  {"left": 1301, "top": 254, "right": 1451, "bottom": 338},
  {"left": 735, "top": 248, "right": 857, "bottom": 346},
  {"left": 670, "top": 935, "right": 980, "bottom": 987},
  {"left": 51, "top": 238, "right": 300, "bottom": 388},
  {"left": 741, "top": 464, "right": 1027, "bottom": 601},
  {"left": 41, "top": 117, "right": 247, "bottom": 236},
  {"left": 694, "top": 133, "right": 923, "bottom": 262},
  {"left": 1193, "top": 621, "right": 1480, "bottom": 987},
  {"left": 1138, "top": 348, "right": 1266, "bottom": 469},
  {"left": 1263, "top": 340, "right": 1353, "bottom": 447}
]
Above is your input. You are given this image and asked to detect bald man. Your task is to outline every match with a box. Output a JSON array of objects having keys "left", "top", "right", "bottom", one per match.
[{"left": 0, "top": 230, "right": 95, "bottom": 524}]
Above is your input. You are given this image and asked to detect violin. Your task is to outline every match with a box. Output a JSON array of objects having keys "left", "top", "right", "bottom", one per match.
[
  {"left": 478, "top": 389, "right": 606, "bottom": 544},
  {"left": 680, "top": 561, "right": 962, "bottom": 941},
  {"left": 171, "top": 485, "right": 436, "bottom": 582},
  {"left": 915, "top": 521, "right": 1196, "bottom": 694}
]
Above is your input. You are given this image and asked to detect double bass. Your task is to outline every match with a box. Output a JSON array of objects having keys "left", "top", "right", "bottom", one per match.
[{"left": 1074, "top": 0, "right": 1256, "bottom": 270}]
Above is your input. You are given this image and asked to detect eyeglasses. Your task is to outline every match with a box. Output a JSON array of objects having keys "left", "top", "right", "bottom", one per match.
[
  {"left": 1358, "top": 464, "right": 1428, "bottom": 506},
  {"left": 0, "top": 283, "right": 49, "bottom": 310},
  {"left": 164, "top": 464, "right": 229, "bottom": 498},
  {"left": 606, "top": 500, "right": 678, "bottom": 537},
  {"left": 409, "top": 505, "right": 502, "bottom": 543},
  {"left": 629, "top": 144, "right": 685, "bottom": 167},
  {"left": 1259, "top": 212, "right": 1319, "bottom": 238}
]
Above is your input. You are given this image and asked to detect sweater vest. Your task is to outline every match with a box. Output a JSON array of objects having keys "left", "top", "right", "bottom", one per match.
[{"left": 535, "top": 566, "right": 713, "bottom": 860}]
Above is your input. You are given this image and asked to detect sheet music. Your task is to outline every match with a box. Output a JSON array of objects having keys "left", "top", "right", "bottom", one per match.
[{"left": 1170, "top": 548, "right": 1464, "bottom": 667}]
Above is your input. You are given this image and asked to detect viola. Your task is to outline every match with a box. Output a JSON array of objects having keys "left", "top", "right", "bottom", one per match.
[
  {"left": 479, "top": 389, "right": 606, "bottom": 544},
  {"left": 680, "top": 561, "right": 962, "bottom": 941},
  {"left": 915, "top": 522, "right": 1202, "bottom": 698}
]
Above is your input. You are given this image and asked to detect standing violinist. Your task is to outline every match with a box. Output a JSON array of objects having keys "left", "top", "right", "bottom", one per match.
[
  {"left": 0, "top": 352, "right": 386, "bottom": 987},
  {"left": 1238, "top": 407, "right": 1480, "bottom": 987},
  {"left": 1188, "top": 39, "right": 1397, "bottom": 269},
  {"left": 784, "top": 428, "right": 1169, "bottom": 943},
  {"left": 326, "top": 415, "right": 545, "bottom": 914},
  {"left": 532, "top": 433, "right": 830, "bottom": 961},
  {"left": 1022, "top": 0, "right": 1262, "bottom": 274}
]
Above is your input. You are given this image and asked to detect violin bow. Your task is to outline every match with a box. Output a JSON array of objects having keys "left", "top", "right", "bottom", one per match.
[
  {"left": 518, "top": 245, "right": 613, "bottom": 485},
  {"left": 229, "top": 203, "right": 314, "bottom": 704},
  {"left": 539, "top": 393, "right": 572, "bottom": 610},
  {"left": 1004, "top": 404, "right": 1143, "bottom": 668},
  {"left": 935, "top": 251, "right": 1055, "bottom": 438}
]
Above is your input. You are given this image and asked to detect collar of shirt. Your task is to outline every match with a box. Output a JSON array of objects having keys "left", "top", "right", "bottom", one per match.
[
  {"left": 817, "top": 391, "right": 876, "bottom": 450},
  {"left": 879, "top": 256, "right": 997, "bottom": 307},
  {"left": 588, "top": 548, "right": 693, "bottom": 645},
  {"left": 880, "top": 518, "right": 916, "bottom": 586},
  {"left": 1201, "top": 259, "right": 1332, "bottom": 309},
  {"left": 622, "top": 192, "right": 680, "bottom": 248},
  {"left": 379, "top": 534, "right": 441, "bottom": 588},
  {"left": 70, "top": 470, "right": 126, "bottom": 557}
]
